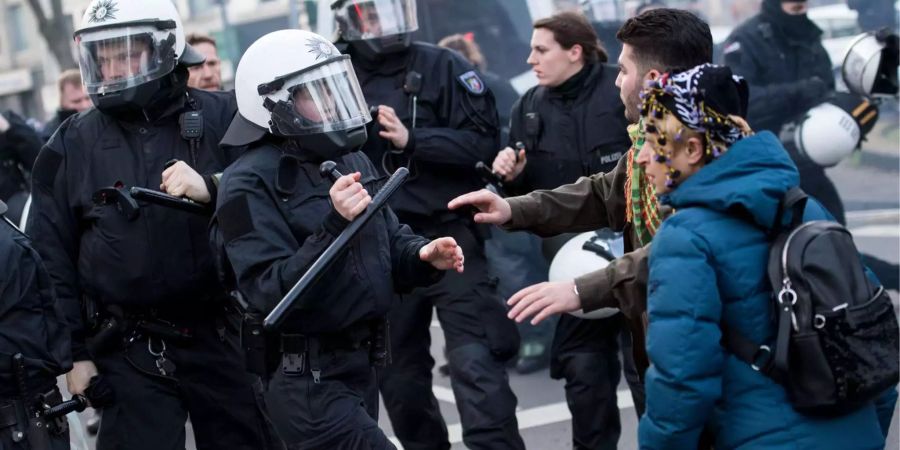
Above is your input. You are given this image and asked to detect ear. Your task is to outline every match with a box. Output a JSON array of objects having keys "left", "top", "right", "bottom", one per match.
[
  {"left": 684, "top": 136, "right": 706, "bottom": 165},
  {"left": 568, "top": 44, "right": 584, "bottom": 63},
  {"left": 644, "top": 69, "right": 662, "bottom": 83}
]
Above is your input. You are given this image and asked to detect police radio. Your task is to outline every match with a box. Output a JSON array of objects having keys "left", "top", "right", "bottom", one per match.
[{"left": 404, "top": 71, "right": 423, "bottom": 129}]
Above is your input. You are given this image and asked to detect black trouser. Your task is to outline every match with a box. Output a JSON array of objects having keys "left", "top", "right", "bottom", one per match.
[
  {"left": 0, "top": 385, "right": 69, "bottom": 450},
  {"left": 484, "top": 229, "right": 556, "bottom": 361},
  {"left": 796, "top": 161, "right": 846, "bottom": 225},
  {"left": 551, "top": 315, "right": 637, "bottom": 450},
  {"left": 264, "top": 344, "right": 393, "bottom": 450},
  {"left": 378, "top": 221, "right": 524, "bottom": 450},
  {"left": 92, "top": 310, "right": 273, "bottom": 450}
]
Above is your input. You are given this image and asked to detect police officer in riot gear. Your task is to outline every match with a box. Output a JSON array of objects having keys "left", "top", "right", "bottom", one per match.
[
  {"left": 722, "top": 0, "right": 840, "bottom": 221},
  {"left": 213, "top": 29, "right": 464, "bottom": 449},
  {"left": 27, "top": 0, "right": 272, "bottom": 448},
  {"left": 492, "top": 11, "right": 633, "bottom": 450},
  {"left": 331, "top": 1, "right": 524, "bottom": 448},
  {"left": 0, "top": 200, "right": 71, "bottom": 449}
]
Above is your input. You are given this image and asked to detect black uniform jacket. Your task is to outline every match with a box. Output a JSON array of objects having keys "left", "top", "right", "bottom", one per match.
[
  {"left": 506, "top": 63, "right": 630, "bottom": 196},
  {"left": 0, "top": 202, "right": 71, "bottom": 396},
  {"left": 723, "top": 13, "right": 834, "bottom": 133},
  {"left": 0, "top": 110, "right": 42, "bottom": 201},
  {"left": 349, "top": 42, "right": 500, "bottom": 220},
  {"left": 214, "top": 146, "right": 438, "bottom": 334},
  {"left": 28, "top": 89, "right": 240, "bottom": 361}
]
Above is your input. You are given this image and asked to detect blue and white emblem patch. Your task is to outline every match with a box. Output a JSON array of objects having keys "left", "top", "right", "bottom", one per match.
[{"left": 458, "top": 71, "right": 486, "bottom": 95}]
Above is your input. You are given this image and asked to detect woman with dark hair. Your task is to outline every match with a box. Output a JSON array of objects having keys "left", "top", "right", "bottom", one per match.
[{"left": 490, "top": 9, "right": 634, "bottom": 450}]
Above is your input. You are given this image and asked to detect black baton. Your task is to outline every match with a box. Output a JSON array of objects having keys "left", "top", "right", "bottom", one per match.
[
  {"left": 130, "top": 187, "right": 212, "bottom": 216},
  {"left": 263, "top": 164, "right": 410, "bottom": 330}
]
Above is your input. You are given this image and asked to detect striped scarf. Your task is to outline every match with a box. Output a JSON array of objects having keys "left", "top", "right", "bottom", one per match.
[{"left": 624, "top": 120, "right": 662, "bottom": 247}]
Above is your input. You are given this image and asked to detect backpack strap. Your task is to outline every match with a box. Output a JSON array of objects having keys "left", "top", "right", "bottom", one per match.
[
  {"left": 770, "top": 187, "right": 808, "bottom": 237},
  {"left": 720, "top": 322, "right": 777, "bottom": 377}
]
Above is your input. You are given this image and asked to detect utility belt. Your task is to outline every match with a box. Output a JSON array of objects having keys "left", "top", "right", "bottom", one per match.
[
  {"left": 84, "top": 297, "right": 232, "bottom": 357},
  {"left": 241, "top": 315, "right": 390, "bottom": 385},
  {"left": 0, "top": 387, "right": 69, "bottom": 449}
]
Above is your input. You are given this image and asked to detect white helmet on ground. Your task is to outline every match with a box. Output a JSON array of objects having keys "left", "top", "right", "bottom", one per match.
[
  {"left": 548, "top": 230, "right": 622, "bottom": 320},
  {"left": 73, "top": 0, "right": 204, "bottom": 111},
  {"left": 222, "top": 29, "right": 371, "bottom": 159}
]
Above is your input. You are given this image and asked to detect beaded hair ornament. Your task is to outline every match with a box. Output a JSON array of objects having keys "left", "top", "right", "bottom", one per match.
[{"left": 639, "top": 63, "right": 752, "bottom": 188}]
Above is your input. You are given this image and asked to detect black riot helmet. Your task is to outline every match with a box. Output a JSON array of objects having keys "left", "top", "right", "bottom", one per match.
[{"left": 331, "top": 0, "right": 418, "bottom": 59}]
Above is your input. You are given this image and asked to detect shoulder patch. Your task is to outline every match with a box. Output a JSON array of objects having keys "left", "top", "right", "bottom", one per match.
[
  {"left": 457, "top": 70, "right": 486, "bottom": 95},
  {"left": 218, "top": 194, "right": 254, "bottom": 244},
  {"left": 33, "top": 150, "right": 62, "bottom": 189}
]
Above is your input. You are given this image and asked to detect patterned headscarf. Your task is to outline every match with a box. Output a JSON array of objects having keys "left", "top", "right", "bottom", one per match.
[{"left": 639, "top": 63, "right": 752, "bottom": 188}]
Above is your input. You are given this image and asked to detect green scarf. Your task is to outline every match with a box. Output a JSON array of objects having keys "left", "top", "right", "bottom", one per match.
[{"left": 625, "top": 120, "right": 662, "bottom": 247}]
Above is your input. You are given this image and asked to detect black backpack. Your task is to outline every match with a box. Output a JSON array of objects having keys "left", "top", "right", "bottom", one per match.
[{"left": 723, "top": 187, "right": 899, "bottom": 416}]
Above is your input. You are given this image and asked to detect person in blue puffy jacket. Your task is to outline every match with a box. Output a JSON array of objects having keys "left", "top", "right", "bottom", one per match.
[{"left": 633, "top": 63, "right": 895, "bottom": 449}]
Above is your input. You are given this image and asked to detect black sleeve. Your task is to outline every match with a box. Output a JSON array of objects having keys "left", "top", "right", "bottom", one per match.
[
  {"left": 409, "top": 58, "right": 500, "bottom": 169},
  {"left": 1, "top": 111, "right": 42, "bottom": 172},
  {"left": 217, "top": 170, "right": 350, "bottom": 314},
  {"left": 27, "top": 126, "right": 88, "bottom": 361},
  {"left": 722, "top": 34, "right": 830, "bottom": 128},
  {"left": 383, "top": 206, "right": 442, "bottom": 293}
]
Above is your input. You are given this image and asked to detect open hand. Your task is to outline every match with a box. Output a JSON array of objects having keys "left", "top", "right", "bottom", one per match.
[
  {"left": 447, "top": 189, "right": 512, "bottom": 225},
  {"left": 507, "top": 281, "right": 582, "bottom": 325},
  {"left": 419, "top": 237, "right": 464, "bottom": 273}
]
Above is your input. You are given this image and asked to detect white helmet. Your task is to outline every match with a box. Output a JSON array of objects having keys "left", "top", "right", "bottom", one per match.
[
  {"left": 73, "top": 0, "right": 203, "bottom": 111},
  {"left": 841, "top": 29, "right": 899, "bottom": 98},
  {"left": 331, "top": 0, "right": 418, "bottom": 58},
  {"left": 793, "top": 92, "right": 879, "bottom": 167},
  {"left": 548, "top": 230, "right": 622, "bottom": 320},
  {"left": 222, "top": 30, "right": 371, "bottom": 158}
]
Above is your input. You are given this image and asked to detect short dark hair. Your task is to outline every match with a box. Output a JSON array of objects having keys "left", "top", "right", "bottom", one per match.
[
  {"left": 186, "top": 33, "right": 217, "bottom": 49},
  {"left": 534, "top": 11, "right": 608, "bottom": 64},
  {"left": 616, "top": 8, "right": 712, "bottom": 74}
]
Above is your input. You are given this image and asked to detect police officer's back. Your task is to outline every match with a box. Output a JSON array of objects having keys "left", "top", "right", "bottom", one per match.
[
  {"left": 27, "top": 1, "right": 271, "bottom": 448},
  {"left": 0, "top": 200, "right": 71, "bottom": 449},
  {"left": 332, "top": 1, "right": 525, "bottom": 449}
]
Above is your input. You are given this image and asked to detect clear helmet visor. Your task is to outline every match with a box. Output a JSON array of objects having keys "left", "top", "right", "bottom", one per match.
[
  {"left": 333, "top": 0, "right": 418, "bottom": 41},
  {"left": 75, "top": 25, "right": 177, "bottom": 95},
  {"left": 268, "top": 56, "right": 371, "bottom": 136}
]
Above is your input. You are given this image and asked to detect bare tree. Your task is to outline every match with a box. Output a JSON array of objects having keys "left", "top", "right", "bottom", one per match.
[{"left": 24, "top": 0, "right": 77, "bottom": 70}]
